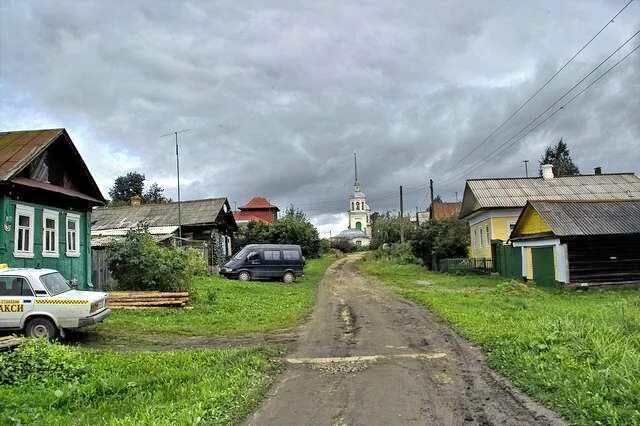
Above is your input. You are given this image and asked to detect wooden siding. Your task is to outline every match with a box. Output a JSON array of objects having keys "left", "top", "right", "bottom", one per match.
[
  {"left": 0, "top": 196, "right": 92, "bottom": 288},
  {"left": 516, "top": 208, "right": 551, "bottom": 235},
  {"left": 566, "top": 235, "right": 640, "bottom": 284}
]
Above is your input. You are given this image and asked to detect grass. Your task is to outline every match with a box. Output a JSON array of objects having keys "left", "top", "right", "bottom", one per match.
[
  {"left": 358, "top": 258, "right": 640, "bottom": 425},
  {"left": 0, "top": 344, "right": 281, "bottom": 425},
  {"left": 91, "top": 256, "right": 334, "bottom": 341}
]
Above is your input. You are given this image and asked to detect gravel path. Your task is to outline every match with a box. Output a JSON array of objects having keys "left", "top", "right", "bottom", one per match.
[{"left": 247, "top": 254, "right": 564, "bottom": 426}]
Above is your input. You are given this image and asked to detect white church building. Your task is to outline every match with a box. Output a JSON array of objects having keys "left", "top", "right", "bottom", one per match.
[{"left": 336, "top": 154, "right": 371, "bottom": 247}]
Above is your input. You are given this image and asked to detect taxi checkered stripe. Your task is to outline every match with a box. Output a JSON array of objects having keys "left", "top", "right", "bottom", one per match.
[{"left": 35, "top": 300, "right": 87, "bottom": 305}]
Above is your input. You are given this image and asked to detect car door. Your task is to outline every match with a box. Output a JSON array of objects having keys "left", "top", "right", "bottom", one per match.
[
  {"left": 0, "top": 276, "right": 34, "bottom": 329},
  {"left": 262, "top": 249, "right": 284, "bottom": 278},
  {"left": 245, "top": 250, "right": 264, "bottom": 278}
]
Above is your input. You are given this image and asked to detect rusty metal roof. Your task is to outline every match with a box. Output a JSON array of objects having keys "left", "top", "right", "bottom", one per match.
[
  {"left": 92, "top": 198, "right": 232, "bottom": 230},
  {"left": 0, "top": 129, "right": 64, "bottom": 180},
  {"left": 518, "top": 200, "right": 640, "bottom": 237},
  {"left": 460, "top": 173, "right": 640, "bottom": 218}
]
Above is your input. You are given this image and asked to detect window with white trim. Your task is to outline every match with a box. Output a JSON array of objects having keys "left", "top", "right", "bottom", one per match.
[
  {"left": 14, "top": 204, "right": 35, "bottom": 258},
  {"left": 42, "top": 209, "right": 59, "bottom": 257},
  {"left": 66, "top": 213, "right": 80, "bottom": 257},
  {"left": 479, "top": 228, "right": 484, "bottom": 248}
]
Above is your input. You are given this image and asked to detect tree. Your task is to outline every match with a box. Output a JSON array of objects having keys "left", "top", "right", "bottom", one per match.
[
  {"left": 234, "top": 206, "right": 322, "bottom": 257},
  {"left": 539, "top": 138, "right": 579, "bottom": 177},
  {"left": 144, "top": 182, "right": 170, "bottom": 204},
  {"left": 109, "top": 172, "right": 145, "bottom": 203}
]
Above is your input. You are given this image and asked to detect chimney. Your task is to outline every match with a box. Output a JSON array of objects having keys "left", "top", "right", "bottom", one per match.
[
  {"left": 130, "top": 195, "right": 142, "bottom": 207},
  {"left": 594, "top": 167, "right": 602, "bottom": 175},
  {"left": 541, "top": 164, "right": 554, "bottom": 179}
]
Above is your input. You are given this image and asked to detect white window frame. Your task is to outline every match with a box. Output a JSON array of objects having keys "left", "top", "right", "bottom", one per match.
[
  {"left": 14, "top": 204, "right": 35, "bottom": 258},
  {"left": 66, "top": 213, "right": 81, "bottom": 257},
  {"left": 42, "top": 209, "right": 60, "bottom": 258}
]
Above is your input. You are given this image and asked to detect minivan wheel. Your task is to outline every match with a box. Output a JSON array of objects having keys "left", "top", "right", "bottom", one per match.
[
  {"left": 282, "top": 271, "right": 295, "bottom": 284},
  {"left": 238, "top": 271, "right": 252, "bottom": 282},
  {"left": 25, "top": 317, "right": 58, "bottom": 340}
]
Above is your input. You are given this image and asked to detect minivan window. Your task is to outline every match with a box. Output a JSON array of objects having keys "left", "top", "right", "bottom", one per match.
[
  {"left": 263, "top": 250, "right": 281, "bottom": 261},
  {"left": 283, "top": 250, "right": 300, "bottom": 260},
  {"left": 233, "top": 247, "right": 249, "bottom": 260}
]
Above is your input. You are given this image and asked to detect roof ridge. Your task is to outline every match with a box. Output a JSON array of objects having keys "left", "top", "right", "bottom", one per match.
[
  {"left": 96, "top": 197, "right": 227, "bottom": 210},
  {"left": 467, "top": 172, "right": 636, "bottom": 181}
]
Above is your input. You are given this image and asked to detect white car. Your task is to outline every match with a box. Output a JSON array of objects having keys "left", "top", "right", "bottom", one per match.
[{"left": 0, "top": 268, "right": 110, "bottom": 339}]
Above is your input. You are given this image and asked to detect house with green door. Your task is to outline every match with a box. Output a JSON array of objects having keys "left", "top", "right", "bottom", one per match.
[{"left": 0, "top": 129, "right": 105, "bottom": 288}]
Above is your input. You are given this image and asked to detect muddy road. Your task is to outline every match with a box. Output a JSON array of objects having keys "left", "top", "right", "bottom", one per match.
[{"left": 248, "top": 254, "right": 563, "bottom": 426}]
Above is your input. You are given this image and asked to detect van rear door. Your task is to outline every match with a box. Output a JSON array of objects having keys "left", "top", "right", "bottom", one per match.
[{"left": 283, "top": 249, "right": 303, "bottom": 275}]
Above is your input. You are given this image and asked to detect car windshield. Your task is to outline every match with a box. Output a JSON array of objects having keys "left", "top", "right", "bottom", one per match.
[
  {"left": 40, "top": 272, "right": 72, "bottom": 296},
  {"left": 233, "top": 247, "right": 249, "bottom": 261}
]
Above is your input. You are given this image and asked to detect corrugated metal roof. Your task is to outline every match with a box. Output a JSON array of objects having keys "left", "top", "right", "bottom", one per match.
[
  {"left": 91, "top": 233, "right": 174, "bottom": 248},
  {"left": 0, "top": 129, "right": 63, "bottom": 179},
  {"left": 526, "top": 200, "right": 640, "bottom": 236},
  {"left": 92, "top": 198, "right": 229, "bottom": 230},
  {"left": 460, "top": 174, "right": 640, "bottom": 218},
  {"left": 91, "top": 226, "right": 179, "bottom": 237}
]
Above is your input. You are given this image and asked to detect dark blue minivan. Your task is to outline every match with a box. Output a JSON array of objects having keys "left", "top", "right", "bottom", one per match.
[{"left": 221, "top": 244, "right": 305, "bottom": 283}]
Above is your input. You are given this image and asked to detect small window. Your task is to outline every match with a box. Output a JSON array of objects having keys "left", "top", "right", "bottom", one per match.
[
  {"left": 263, "top": 250, "right": 281, "bottom": 261},
  {"left": 42, "top": 209, "right": 59, "bottom": 257},
  {"left": 479, "top": 228, "right": 484, "bottom": 248},
  {"left": 66, "top": 213, "right": 81, "bottom": 257},
  {"left": 356, "top": 201, "right": 360, "bottom": 210},
  {"left": 283, "top": 250, "right": 300, "bottom": 260},
  {"left": 14, "top": 204, "right": 35, "bottom": 258},
  {"left": 485, "top": 225, "right": 490, "bottom": 246},
  {"left": 0, "top": 277, "right": 32, "bottom": 296}
]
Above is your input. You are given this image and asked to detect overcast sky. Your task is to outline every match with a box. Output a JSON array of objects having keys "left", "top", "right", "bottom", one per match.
[{"left": 1, "top": 0, "right": 638, "bottom": 236}]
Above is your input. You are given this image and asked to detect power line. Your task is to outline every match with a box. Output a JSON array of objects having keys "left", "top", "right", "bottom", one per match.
[
  {"left": 441, "top": 41, "right": 640, "bottom": 184},
  {"left": 454, "top": 0, "right": 636, "bottom": 166},
  {"left": 439, "top": 30, "right": 640, "bottom": 185}
]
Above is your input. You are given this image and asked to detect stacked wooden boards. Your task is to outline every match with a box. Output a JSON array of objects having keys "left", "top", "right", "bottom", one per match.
[
  {"left": 108, "top": 292, "right": 190, "bottom": 309},
  {"left": 0, "top": 335, "right": 22, "bottom": 351}
]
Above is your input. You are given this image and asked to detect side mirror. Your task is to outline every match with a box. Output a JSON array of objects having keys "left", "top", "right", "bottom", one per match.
[{"left": 69, "top": 279, "right": 79, "bottom": 289}]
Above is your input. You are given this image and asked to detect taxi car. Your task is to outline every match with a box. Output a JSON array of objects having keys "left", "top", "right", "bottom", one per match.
[{"left": 0, "top": 268, "right": 110, "bottom": 339}]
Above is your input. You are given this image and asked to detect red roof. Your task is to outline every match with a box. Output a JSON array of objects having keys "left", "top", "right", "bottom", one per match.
[
  {"left": 233, "top": 210, "right": 271, "bottom": 224},
  {"left": 239, "top": 196, "right": 279, "bottom": 211}
]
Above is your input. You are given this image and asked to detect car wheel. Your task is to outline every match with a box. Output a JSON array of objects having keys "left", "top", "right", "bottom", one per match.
[
  {"left": 282, "top": 271, "right": 295, "bottom": 284},
  {"left": 238, "top": 271, "right": 252, "bottom": 282},
  {"left": 25, "top": 317, "right": 58, "bottom": 340}
]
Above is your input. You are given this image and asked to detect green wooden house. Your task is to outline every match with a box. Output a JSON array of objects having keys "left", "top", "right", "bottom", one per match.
[{"left": 0, "top": 129, "right": 105, "bottom": 288}]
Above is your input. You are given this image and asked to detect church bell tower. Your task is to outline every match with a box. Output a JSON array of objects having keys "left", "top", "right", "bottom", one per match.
[{"left": 348, "top": 153, "right": 370, "bottom": 235}]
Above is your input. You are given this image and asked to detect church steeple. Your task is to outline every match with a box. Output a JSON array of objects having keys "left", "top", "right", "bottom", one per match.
[{"left": 354, "top": 152, "right": 360, "bottom": 192}]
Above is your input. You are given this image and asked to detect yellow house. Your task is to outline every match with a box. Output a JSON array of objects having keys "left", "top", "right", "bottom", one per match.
[
  {"left": 510, "top": 200, "right": 640, "bottom": 286},
  {"left": 459, "top": 165, "right": 640, "bottom": 260}
]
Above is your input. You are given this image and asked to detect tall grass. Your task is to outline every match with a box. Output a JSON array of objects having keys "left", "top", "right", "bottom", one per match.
[{"left": 359, "top": 259, "right": 640, "bottom": 425}]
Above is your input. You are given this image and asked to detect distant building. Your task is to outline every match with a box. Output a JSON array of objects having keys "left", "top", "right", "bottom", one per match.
[
  {"left": 336, "top": 154, "right": 371, "bottom": 247},
  {"left": 459, "top": 165, "right": 640, "bottom": 260},
  {"left": 430, "top": 201, "right": 462, "bottom": 221},
  {"left": 233, "top": 197, "right": 279, "bottom": 225}
]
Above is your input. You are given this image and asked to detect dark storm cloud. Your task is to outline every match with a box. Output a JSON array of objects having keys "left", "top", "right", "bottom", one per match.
[{"left": 1, "top": 0, "right": 638, "bottom": 233}]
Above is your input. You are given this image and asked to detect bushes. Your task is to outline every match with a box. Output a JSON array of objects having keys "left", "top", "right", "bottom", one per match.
[
  {"left": 108, "top": 229, "right": 208, "bottom": 292},
  {"left": 0, "top": 339, "right": 87, "bottom": 385},
  {"left": 371, "top": 216, "right": 469, "bottom": 268}
]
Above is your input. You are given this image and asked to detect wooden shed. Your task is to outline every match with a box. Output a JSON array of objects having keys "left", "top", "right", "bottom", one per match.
[{"left": 510, "top": 199, "right": 640, "bottom": 287}]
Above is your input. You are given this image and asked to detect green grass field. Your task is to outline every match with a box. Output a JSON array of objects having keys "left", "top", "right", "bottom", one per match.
[
  {"left": 91, "top": 256, "right": 334, "bottom": 342},
  {"left": 359, "top": 258, "right": 640, "bottom": 425},
  {"left": 0, "top": 344, "right": 280, "bottom": 425}
]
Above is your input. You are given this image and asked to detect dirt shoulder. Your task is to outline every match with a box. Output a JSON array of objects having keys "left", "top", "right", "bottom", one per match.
[{"left": 247, "top": 254, "right": 564, "bottom": 425}]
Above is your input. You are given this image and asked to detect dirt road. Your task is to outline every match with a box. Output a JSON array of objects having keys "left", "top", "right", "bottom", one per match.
[{"left": 247, "top": 254, "right": 563, "bottom": 426}]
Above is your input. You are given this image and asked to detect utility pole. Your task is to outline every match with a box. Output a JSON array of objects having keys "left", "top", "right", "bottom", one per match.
[
  {"left": 161, "top": 129, "right": 190, "bottom": 243},
  {"left": 523, "top": 160, "right": 530, "bottom": 177},
  {"left": 429, "top": 178, "right": 434, "bottom": 219},
  {"left": 399, "top": 185, "right": 404, "bottom": 243},
  {"left": 415, "top": 207, "right": 419, "bottom": 226}
]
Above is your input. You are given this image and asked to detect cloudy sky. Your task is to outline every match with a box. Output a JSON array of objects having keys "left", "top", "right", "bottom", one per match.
[{"left": 1, "top": 0, "right": 638, "bottom": 236}]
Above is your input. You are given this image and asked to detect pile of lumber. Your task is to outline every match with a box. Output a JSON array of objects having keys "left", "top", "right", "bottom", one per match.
[
  {"left": 108, "top": 291, "right": 190, "bottom": 309},
  {"left": 0, "top": 334, "right": 22, "bottom": 351}
]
